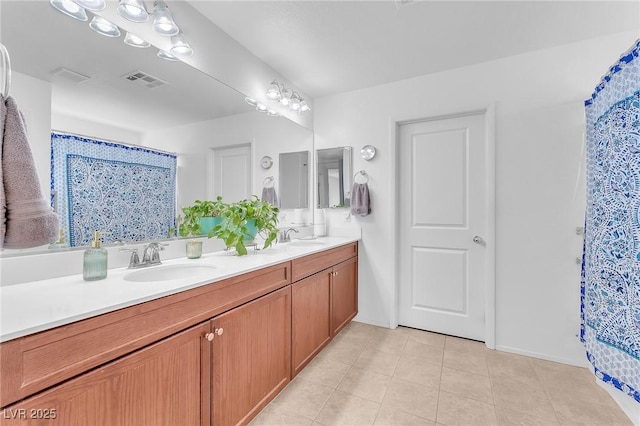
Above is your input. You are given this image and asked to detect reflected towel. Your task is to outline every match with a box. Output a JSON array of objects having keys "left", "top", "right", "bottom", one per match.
[
  {"left": 0, "top": 95, "right": 5, "bottom": 243},
  {"left": 261, "top": 186, "right": 278, "bottom": 206},
  {"left": 2, "top": 96, "right": 59, "bottom": 248},
  {"left": 350, "top": 182, "right": 371, "bottom": 217}
]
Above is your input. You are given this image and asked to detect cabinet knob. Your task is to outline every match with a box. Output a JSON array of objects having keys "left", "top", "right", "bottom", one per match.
[
  {"left": 215, "top": 327, "right": 224, "bottom": 336},
  {"left": 205, "top": 332, "right": 215, "bottom": 342}
]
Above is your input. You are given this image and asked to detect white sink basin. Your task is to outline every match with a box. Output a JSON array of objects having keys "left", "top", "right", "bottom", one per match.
[
  {"left": 288, "top": 240, "right": 326, "bottom": 247},
  {"left": 124, "top": 264, "right": 216, "bottom": 283}
]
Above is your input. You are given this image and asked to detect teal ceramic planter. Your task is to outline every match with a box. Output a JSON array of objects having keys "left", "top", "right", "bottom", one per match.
[
  {"left": 199, "top": 217, "right": 223, "bottom": 237},
  {"left": 244, "top": 219, "right": 258, "bottom": 242}
]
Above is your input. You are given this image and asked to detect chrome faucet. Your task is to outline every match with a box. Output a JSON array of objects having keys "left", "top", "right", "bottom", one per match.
[
  {"left": 280, "top": 228, "right": 299, "bottom": 243},
  {"left": 120, "top": 242, "right": 166, "bottom": 269}
]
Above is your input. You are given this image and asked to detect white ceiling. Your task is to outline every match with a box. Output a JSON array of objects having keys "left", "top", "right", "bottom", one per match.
[{"left": 191, "top": 0, "right": 640, "bottom": 98}]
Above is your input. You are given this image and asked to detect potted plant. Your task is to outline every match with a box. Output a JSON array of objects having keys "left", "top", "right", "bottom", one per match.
[
  {"left": 212, "top": 196, "right": 279, "bottom": 256},
  {"left": 172, "top": 197, "right": 226, "bottom": 259}
]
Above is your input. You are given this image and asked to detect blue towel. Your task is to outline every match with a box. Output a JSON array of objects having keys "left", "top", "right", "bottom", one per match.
[{"left": 350, "top": 182, "right": 371, "bottom": 216}]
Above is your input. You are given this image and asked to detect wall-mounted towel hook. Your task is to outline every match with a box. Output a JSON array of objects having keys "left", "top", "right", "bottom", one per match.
[
  {"left": 0, "top": 43, "right": 11, "bottom": 98},
  {"left": 354, "top": 170, "right": 369, "bottom": 184},
  {"left": 263, "top": 176, "right": 275, "bottom": 187}
]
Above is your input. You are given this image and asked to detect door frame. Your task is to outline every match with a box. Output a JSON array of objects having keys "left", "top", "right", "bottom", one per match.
[
  {"left": 389, "top": 106, "right": 496, "bottom": 349},
  {"left": 207, "top": 142, "right": 253, "bottom": 201}
]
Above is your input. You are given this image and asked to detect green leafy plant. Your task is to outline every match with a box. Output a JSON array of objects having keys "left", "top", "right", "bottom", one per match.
[
  {"left": 213, "top": 196, "right": 279, "bottom": 256},
  {"left": 171, "top": 197, "right": 226, "bottom": 238}
]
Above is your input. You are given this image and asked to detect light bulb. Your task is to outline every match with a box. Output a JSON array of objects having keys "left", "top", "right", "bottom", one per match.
[
  {"left": 266, "top": 81, "right": 281, "bottom": 100},
  {"left": 124, "top": 32, "right": 151, "bottom": 48},
  {"left": 49, "top": 0, "right": 88, "bottom": 21},
  {"left": 89, "top": 16, "right": 121, "bottom": 37},
  {"left": 118, "top": 0, "right": 149, "bottom": 23}
]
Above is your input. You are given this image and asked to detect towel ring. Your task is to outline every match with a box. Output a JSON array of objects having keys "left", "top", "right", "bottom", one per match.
[
  {"left": 263, "top": 176, "right": 275, "bottom": 187},
  {"left": 0, "top": 43, "right": 11, "bottom": 98},
  {"left": 354, "top": 170, "right": 369, "bottom": 184}
]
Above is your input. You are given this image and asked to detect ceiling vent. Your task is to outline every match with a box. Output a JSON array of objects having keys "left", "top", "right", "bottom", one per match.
[
  {"left": 121, "top": 70, "right": 168, "bottom": 89},
  {"left": 51, "top": 67, "right": 91, "bottom": 84}
]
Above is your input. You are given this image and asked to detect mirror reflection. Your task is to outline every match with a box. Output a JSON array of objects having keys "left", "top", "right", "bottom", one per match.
[
  {"left": 279, "top": 151, "right": 309, "bottom": 209},
  {"left": 0, "top": 0, "right": 313, "bottom": 255},
  {"left": 317, "top": 147, "right": 352, "bottom": 209}
]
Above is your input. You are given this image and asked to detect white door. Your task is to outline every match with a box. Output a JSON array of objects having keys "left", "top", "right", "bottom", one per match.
[
  {"left": 211, "top": 145, "right": 251, "bottom": 202},
  {"left": 398, "top": 113, "right": 488, "bottom": 341}
]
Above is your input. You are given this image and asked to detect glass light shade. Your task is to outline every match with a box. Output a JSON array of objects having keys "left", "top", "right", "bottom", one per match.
[
  {"left": 157, "top": 49, "right": 179, "bottom": 61},
  {"left": 279, "top": 88, "right": 292, "bottom": 106},
  {"left": 266, "top": 81, "right": 281, "bottom": 100},
  {"left": 118, "top": 0, "right": 149, "bottom": 22},
  {"left": 299, "top": 100, "right": 310, "bottom": 113},
  {"left": 152, "top": 2, "right": 179, "bottom": 36},
  {"left": 256, "top": 103, "right": 268, "bottom": 112},
  {"left": 89, "top": 16, "right": 121, "bottom": 37},
  {"left": 169, "top": 33, "right": 193, "bottom": 58},
  {"left": 245, "top": 97, "right": 258, "bottom": 107},
  {"left": 266, "top": 109, "right": 279, "bottom": 117},
  {"left": 75, "top": 0, "right": 106, "bottom": 11},
  {"left": 49, "top": 0, "right": 88, "bottom": 21},
  {"left": 124, "top": 32, "right": 151, "bottom": 48},
  {"left": 290, "top": 92, "right": 301, "bottom": 111}
]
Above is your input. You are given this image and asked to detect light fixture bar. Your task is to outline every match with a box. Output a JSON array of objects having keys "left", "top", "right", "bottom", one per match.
[{"left": 265, "top": 79, "right": 310, "bottom": 114}]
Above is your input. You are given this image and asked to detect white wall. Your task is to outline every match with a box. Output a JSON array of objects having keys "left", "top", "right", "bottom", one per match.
[{"left": 314, "top": 31, "right": 638, "bottom": 367}]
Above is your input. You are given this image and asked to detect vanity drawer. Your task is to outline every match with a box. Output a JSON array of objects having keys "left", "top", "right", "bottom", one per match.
[
  {"left": 0, "top": 261, "right": 290, "bottom": 407},
  {"left": 291, "top": 242, "right": 358, "bottom": 282}
]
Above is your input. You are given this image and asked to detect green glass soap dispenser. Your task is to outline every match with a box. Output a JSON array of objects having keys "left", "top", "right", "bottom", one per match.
[{"left": 83, "top": 231, "right": 108, "bottom": 281}]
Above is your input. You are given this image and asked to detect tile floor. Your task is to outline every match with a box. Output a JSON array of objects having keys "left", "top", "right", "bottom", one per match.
[{"left": 250, "top": 322, "right": 633, "bottom": 426}]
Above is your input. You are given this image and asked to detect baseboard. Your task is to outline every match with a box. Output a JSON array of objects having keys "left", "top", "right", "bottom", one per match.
[
  {"left": 352, "top": 315, "right": 390, "bottom": 329},
  {"left": 494, "top": 345, "right": 589, "bottom": 368}
]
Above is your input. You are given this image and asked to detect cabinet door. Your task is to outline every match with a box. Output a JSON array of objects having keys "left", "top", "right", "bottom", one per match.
[
  {"left": 291, "top": 270, "right": 332, "bottom": 376},
  {"left": 331, "top": 257, "right": 358, "bottom": 336},
  {"left": 212, "top": 286, "right": 291, "bottom": 426},
  {"left": 0, "top": 323, "right": 211, "bottom": 426}
]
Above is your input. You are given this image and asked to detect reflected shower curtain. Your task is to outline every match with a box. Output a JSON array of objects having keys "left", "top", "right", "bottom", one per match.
[{"left": 582, "top": 40, "right": 640, "bottom": 402}]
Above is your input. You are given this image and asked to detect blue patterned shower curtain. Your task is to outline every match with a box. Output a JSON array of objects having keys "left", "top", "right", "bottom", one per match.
[{"left": 582, "top": 39, "right": 640, "bottom": 403}]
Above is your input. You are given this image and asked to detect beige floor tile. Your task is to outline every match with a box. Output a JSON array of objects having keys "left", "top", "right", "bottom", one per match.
[
  {"left": 436, "top": 390, "right": 498, "bottom": 426},
  {"left": 487, "top": 351, "right": 541, "bottom": 385},
  {"left": 374, "top": 406, "right": 436, "bottom": 426},
  {"left": 365, "top": 328, "right": 409, "bottom": 355},
  {"left": 341, "top": 321, "right": 378, "bottom": 343},
  {"left": 443, "top": 348, "right": 489, "bottom": 376},
  {"left": 444, "top": 335, "right": 489, "bottom": 355},
  {"left": 550, "top": 395, "right": 633, "bottom": 425},
  {"left": 393, "top": 356, "right": 442, "bottom": 389},
  {"left": 402, "top": 339, "right": 445, "bottom": 366},
  {"left": 271, "top": 377, "right": 334, "bottom": 420},
  {"left": 381, "top": 377, "right": 439, "bottom": 421},
  {"left": 296, "top": 355, "right": 351, "bottom": 388},
  {"left": 315, "top": 390, "right": 381, "bottom": 426},
  {"left": 495, "top": 407, "right": 560, "bottom": 426},
  {"left": 316, "top": 336, "right": 365, "bottom": 365},
  {"left": 337, "top": 366, "right": 392, "bottom": 403},
  {"left": 440, "top": 367, "right": 493, "bottom": 404},
  {"left": 531, "top": 359, "right": 613, "bottom": 404},
  {"left": 249, "top": 404, "right": 314, "bottom": 426},
  {"left": 354, "top": 349, "right": 401, "bottom": 376},
  {"left": 491, "top": 376, "right": 558, "bottom": 422},
  {"left": 402, "top": 326, "right": 446, "bottom": 348}
]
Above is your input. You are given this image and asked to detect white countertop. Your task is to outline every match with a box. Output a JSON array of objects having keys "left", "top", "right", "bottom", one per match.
[{"left": 0, "top": 237, "right": 358, "bottom": 343}]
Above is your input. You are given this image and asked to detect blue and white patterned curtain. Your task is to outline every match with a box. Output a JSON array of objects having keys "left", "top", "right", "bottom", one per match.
[
  {"left": 582, "top": 40, "right": 640, "bottom": 403},
  {"left": 51, "top": 132, "right": 177, "bottom": 247}
]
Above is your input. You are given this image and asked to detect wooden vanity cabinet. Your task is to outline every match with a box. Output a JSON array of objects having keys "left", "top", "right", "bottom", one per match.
[
  {"left": 291, "top": 242, "right": 358, "bottom": 377},
  {"left": 211, "top": 286, "right": 291, "bottom": 426},
  {"left": 0, "top": 322, "right": 211, "bottom": 426}
]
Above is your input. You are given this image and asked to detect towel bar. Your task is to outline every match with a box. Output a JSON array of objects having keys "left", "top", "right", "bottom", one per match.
[{"left": 354, "top": 170, "right": 369, "bottom": 184}]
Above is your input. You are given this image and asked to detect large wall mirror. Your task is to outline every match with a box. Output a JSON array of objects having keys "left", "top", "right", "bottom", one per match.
[
  {"left": 0, "top": 0, "right": 313, "bottom": 254},
  {"left": 317, "top": 147, "right": 352, "bottom": 208}
]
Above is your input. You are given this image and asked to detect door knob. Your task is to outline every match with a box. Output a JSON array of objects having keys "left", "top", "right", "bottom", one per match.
[{"left": 472, "top": 236, "right": 484, "bottom": 244}]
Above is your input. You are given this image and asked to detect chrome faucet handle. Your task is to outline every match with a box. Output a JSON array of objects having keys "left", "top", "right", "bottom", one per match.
[
  {"left": 280, "top": 227, "right": 300, "bottom": 243},
  {"left": 142, "top": 242, "right": 166, "bottom": 264},
  {"left": 119, "top": 248, "right": 140, "bottom": 268}
]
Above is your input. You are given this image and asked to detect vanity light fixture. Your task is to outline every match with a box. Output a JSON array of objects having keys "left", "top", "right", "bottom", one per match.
[
  {"left": 124, "top": 32, "right": 151, "bottom": 48},
  {"left": 245, "top": 97, "right": 280, "bottom": 117},
  {"left": 75, "top": 0, "right": 105, "bottom": 12},
  {"left": 157, "top": 49, "right": 179, "bottom": 61},
  {"left": 265, "top": 79, "right": 311, "bottom": 114},
  {"left": 49, "top": 0, "right": 88, "bottom": 21},
  {"left": 169, "top": 33, "right": 193, "bottom": 58},
  {"left": 117, "top": 0, "right": 149, "bottom": 23},
  {"left": 89, "top": 16, "right": 121, "bottom": 38},
  {"left": 152, "top": 0, "right": 180, "bottom": 36}
]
